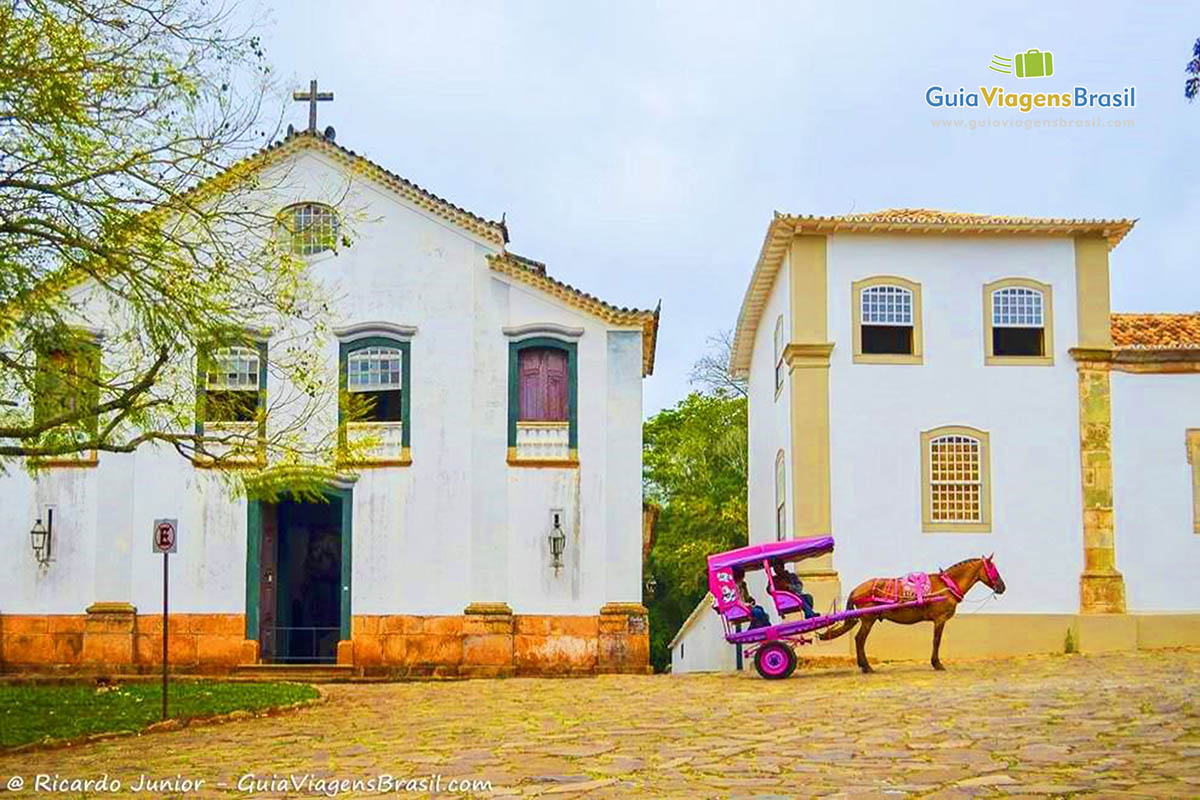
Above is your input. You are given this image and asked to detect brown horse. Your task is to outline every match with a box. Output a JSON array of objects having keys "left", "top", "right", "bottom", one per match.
[{"left": 818, "top": 555, "right": 1005, "bottom": 673}]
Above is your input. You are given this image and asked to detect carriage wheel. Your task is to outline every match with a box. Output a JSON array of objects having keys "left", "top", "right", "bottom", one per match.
[{"left": 754, "top": 642, "right": 797, "bottom": 680}]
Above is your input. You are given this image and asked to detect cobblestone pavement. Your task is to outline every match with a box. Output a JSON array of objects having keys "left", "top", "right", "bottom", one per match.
[{"left": 2, "top": 651, "right": 1198, "bottom": 799}]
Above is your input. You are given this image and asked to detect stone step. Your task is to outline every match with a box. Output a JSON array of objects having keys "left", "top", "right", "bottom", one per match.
[{"left": 233, "top": 663, "right": 356, "bottom": 682}]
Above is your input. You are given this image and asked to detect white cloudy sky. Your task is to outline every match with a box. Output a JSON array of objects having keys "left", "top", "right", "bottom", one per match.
[{"left": 250, "top": 1, "right": 1200, "bottom": 414}]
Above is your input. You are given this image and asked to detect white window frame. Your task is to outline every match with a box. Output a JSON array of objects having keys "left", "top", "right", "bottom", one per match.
[
  {"left": 992, "top": 286, "right": 1044, "bottom": 328},
  {"left": 206, "top": 346, "right": 260, "bottom": 391},
  {"left": 347, "top": 346, "right": 403, "bottom": 393},
  {"left": 774, "top": 315, "right": 785, "bottom": 396},
  {"left": 852, "top": 276, "right": 923, "bottom": 364},
  {"left": 983, "top": 278, "right": 1054, "bottom": 366},
  {"left": 279, "top": 202, "right": 339, "bottom": 256},
  {"left": 775, "top": 449, "right": 787, "bottom": 541}
]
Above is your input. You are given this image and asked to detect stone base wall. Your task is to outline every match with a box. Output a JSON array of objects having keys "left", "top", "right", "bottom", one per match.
[
  {"left": 1, "top": 604, "right": 652, "bottom": 678},
  {"left": 348, "top": 604, "right": 651, "bottom": 678},
  {"left": 0, "top": 607, "right": 247, "bottom": 674}
]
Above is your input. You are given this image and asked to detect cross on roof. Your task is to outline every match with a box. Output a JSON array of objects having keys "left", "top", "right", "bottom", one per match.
[{"left": 293, "top": 79, "right": 333, "bottom": 133}]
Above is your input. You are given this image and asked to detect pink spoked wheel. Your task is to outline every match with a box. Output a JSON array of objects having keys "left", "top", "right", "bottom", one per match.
[{"left": 754, "top": 641, "right": 797, "bottom": 680}]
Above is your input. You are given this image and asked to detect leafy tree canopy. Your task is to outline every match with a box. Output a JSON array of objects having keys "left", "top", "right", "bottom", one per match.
[
  {"left": 644, "top": 387, "right": 747, "bottom": 671},
  {"left": 0, "top": 1, "right": 355, "bottom": 496}
]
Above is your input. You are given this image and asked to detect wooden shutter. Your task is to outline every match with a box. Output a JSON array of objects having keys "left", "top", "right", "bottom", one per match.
[
  {"left": 544, "top": 349, "right": 567, "bottom": 421},
  {"left": 518, "top": 347, "right": 569, "bottom": 422}
]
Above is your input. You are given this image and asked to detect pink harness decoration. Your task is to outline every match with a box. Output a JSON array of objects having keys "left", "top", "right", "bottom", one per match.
[
  {"left": 855, "top": 572, "right": 935, "bottom": 606},
  {"left": 938, "top": 571, "right": 964, "bottom": 601},
  {"left": 851, "top": 569, "right": 966, "bottom": 607},
  {"left": 902, "top": 572, "right": 931, "bottom": 602}
]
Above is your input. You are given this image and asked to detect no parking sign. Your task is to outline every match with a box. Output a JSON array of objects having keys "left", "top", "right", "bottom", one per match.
[{"left": 152, "top": 518, "right": 178, "bottom": 554}]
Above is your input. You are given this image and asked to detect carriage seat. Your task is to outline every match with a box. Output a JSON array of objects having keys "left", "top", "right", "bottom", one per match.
[
  {"left": 766, "top": 588, "right": 804, "bottom": 616},
  {"left": 720, "top": 601, "right": 752, "bottom": 624}
]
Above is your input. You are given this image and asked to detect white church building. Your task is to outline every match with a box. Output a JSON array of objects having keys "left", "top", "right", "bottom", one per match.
[
  {"left": 672, "top": 209, "right": 1200, "bottom": 673},
  {"left": 0, "top": 127, "right": 659, "bottom": 677}
]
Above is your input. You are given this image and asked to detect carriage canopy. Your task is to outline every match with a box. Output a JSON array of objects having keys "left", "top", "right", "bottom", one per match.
[
  {"left": 706, "top": 537, "right": 834, "bottom": 618},
  {"left": 707, "top": 537, "right": 834, "bottom": 574}
]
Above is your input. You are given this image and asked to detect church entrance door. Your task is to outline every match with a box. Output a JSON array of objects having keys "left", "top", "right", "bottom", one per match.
[{"left": 247, "top": 488, "right": 352, "bottom": 664}]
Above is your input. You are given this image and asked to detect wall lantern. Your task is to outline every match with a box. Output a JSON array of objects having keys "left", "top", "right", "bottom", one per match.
[
  {"left": 645, "top": 574, "right": 657, "bottom": 596},
  {"left": 30, "top": 507, "right": 53, "bottom": 565},
  {"left": 548, "top": 511, "right": 566, "bottom": 571}
]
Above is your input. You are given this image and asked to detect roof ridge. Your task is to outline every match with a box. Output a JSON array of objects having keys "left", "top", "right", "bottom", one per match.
[{"left": 172, "top": 129, "right": 508, "bottom": 245}]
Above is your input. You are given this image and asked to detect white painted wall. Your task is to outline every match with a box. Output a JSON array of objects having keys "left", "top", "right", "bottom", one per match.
[
  {"left": 747, "top": 255, "right": 791, "bottom": 547},
  {"left": 825, "top": 235, "right": 1083, "bottom": 613},
  {"left": 1112, "top": 372, "right": 1200, "bottom": 611},
  {"left": 670, "top": 595, "right": 737, "bottom": 674},
  {"left": 0, "top": 147, "right": 649, "bottom": 623}
]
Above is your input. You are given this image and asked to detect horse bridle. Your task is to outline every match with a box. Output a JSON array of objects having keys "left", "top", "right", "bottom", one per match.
[{"left": 940, "top": 556, "right": 999, "bottom": 601}]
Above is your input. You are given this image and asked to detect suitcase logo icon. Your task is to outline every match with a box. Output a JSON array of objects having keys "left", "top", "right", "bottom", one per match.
[{"left": 989, "top": 49, "right": 1054, "bottom": 79}]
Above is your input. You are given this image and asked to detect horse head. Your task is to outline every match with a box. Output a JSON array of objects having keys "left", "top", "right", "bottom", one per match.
[{"left": 980, "top": 553, "right": 1006, "bottom": 594}]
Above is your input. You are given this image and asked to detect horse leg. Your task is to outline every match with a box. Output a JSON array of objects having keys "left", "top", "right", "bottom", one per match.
[
  {"left": 855, "top": 616, "right": 876, "bottom": 673},
  {"left": 931, "top": 618, "right": 946, "bottom": 671}
]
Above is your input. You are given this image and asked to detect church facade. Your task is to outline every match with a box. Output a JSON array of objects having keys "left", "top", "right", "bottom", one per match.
[
  {"left": 673, "top": 209, "right": 1199, "bottom": 671},
  {"left": 0, "top": 129, "right": 658, "bottom": 677}
]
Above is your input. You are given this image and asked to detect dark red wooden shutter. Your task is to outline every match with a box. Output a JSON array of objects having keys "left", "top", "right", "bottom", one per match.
[
  {"left": 544, "top": 349, "right": 567, "bottom": 421},
  {"left": 518, "top": 347, "right": 568, "bottom": 422}
]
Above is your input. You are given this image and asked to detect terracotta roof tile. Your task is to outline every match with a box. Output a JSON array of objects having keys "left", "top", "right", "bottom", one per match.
[
  {"left": 730, "top": 208, "right": 1138, "bottom": 375},
  {"left": 488, "top": 252, "right": 660, "bottom": 376},
  {"left": 778, "top": 208, "right": 1136, "bottom": 248},
  {"left": 1111, "top": 313, "right": 1200, "bottom": 349}
]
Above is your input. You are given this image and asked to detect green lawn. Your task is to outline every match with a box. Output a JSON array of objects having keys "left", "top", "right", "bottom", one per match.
[{"left": 0, "top": 682, "right": 318, "bottom": 748}]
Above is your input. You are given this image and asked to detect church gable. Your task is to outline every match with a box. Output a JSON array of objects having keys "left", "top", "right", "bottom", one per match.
[{"left": 191, "top": 128, "right": 509, "bottom": 248}]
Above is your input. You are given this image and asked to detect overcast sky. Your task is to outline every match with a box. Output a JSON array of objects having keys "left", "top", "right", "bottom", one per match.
[{"left": 253, "top": 1, "right": 1199, "bottom": 415}]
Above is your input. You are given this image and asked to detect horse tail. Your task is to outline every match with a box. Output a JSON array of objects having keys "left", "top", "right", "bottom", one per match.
[{"left": 817, "top": 618, "right": 859, "bottom": 641}]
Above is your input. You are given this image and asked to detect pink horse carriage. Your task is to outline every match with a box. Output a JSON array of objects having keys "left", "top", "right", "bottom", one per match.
[{"left": 707, "top": 536, "right": 992, "bottom": 679}]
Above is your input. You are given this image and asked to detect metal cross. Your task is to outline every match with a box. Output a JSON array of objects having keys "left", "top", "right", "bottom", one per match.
[{"left": 293, "top": 79, "right": 333, "bottom": 132}]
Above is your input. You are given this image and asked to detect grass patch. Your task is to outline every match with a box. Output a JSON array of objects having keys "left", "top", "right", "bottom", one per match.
[{"left": 0, "top": 681, "right": 318, "bottom": 748}]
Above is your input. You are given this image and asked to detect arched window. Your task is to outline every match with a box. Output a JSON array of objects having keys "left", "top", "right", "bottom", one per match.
[
  {"left": 204, "top": 345, "right": 262, "bottom": 422},
  {"left": 336, "top": 326, "right": 414, "bottom": 467},
  {"left": 775, "top": 450, "right": 787, "bottom": 541},
  {"left": 347, "top": 346, "right": 403, "bottom": 422},
  {"left": 773, "top": 315, "right": 786, "bottom": 394},
  {"left": 921, "top": 425, "right": 991, "bottom": 532},
  {"left": 278, "top": 202, "right": 339, "bottom": 256},
  {"left": 984, "top": 278, "right": 1053, "bottom": 365},
  {"left": 852, "top": 276, "right": 923, "bottom": 363}
]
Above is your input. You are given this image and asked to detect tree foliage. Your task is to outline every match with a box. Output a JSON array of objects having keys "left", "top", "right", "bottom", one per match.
[
  {"left": 1187, "top": 37, "right": 1200, "bottom": 101},
  {"left": 688, "top": 328, "right": 746, "bottom": 398},
  {"left": 0, "top": 1, "right": 352, "bottom": 494},
  {"left": 643, "top": 384, "right": 748, "bottom": 671}
]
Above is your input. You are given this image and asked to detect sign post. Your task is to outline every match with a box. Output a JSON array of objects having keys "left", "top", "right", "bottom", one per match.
[{"left": 152, "top": 519, "right": 178, "bottom": 721}]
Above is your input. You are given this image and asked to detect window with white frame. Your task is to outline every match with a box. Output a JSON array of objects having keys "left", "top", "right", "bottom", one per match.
[
  {"left": 205, "top": 345, "right": 261, "bottom": 422},
  {"left": 987, "top": 280, "right": 1051, "bottom": 360},
  {"left": 278, "top": 202, "right": 339, "bottom": 256},
  {"left": 775, "top": 450, "right": 787, "bottom": 541},
  {"left": 921, "top": 426, "right": 991, "bottom": 532},
  {"left": 774, "top": 315, "right": 785, "bottom": 393},
  {"left": 347, "top": 346, "right": 403, "bottom": 422},
  {"left": 861, "top": 285, "right": 914, "bottom": 355},
  {"left": 852, "top": 276, "right": 922, "bottom": 363}
]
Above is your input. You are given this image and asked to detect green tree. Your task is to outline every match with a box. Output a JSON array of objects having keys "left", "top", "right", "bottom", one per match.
[
  {"left": 643, "top": 380, "right": 747, "bottom": 671},
  {"left": 0, "top": 1, "right": 353, "bottom": 494}
]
